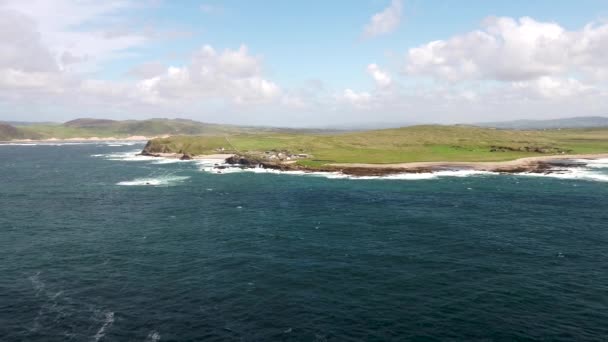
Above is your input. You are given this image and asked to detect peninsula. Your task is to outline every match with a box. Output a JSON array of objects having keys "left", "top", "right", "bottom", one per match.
[{"left": 140, "top": 125, "right": 608, "bottom": 176}]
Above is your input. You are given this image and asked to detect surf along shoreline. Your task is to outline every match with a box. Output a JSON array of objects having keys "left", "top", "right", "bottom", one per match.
[{"left": 140, "top": 149, "right": 608, "bottom": 177}]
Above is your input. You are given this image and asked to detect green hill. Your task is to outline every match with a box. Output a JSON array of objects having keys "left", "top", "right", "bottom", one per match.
[
  {"left": 143, "top": 125, "right": 608, "bottom": 166},
  {"left": 9, "top": 118, "right": 340, "bottom": 140},
  {"left": 0, "top": 123, "right": 33, "bottom": 141},
  {"left": 12, "top": 118, "right": 254, "bottom": 139}
]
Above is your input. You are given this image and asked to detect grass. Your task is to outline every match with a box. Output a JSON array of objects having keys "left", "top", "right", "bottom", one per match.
[{"left": 144, "top": 125, "right": 608, "bottom": 166}]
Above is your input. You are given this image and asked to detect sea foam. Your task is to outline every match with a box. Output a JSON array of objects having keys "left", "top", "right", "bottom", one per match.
[
  {"left": 197, "top": 162, "right": 498, "bottom": 180},
  {"left": 117, "top": 175, "right": 190, "bottom": 186},
  {"left": 93, "top": 312, "right": 115, "bottom": 342},
  {"left": 518, "top": 168, "right": 608, "bottom": 182}
]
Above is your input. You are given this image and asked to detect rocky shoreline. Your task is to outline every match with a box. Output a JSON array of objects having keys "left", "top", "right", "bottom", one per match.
[{"left": 140, "top": 148, "right": 608, "bottom": 177}]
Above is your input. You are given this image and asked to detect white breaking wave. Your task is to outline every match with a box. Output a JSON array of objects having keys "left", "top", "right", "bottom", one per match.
[
  {"left": 197, "top": 162, "right": 498, "bottom": 180},
  {"left": 93, "top": 150, "right": 196, "bottom": 164},
  {"left": 93, "top": 312, "right": 115, "bottom": 342},
  {"left": 93, "top": 150, "right": 157, "bottom": 162},
  {"left": 152, "top": 158, "right": 194, "bottom": 165},
  {"left": 145, "top": 331, "right": 161, "bottom": 341},
  {"left": 117, "top": 175, "right": 190, "bottom": 186},
  {"left": 195, "top": 158, "right": 608, "bottom": 183},
  {"left": 572, "top": 158, "right": 608, "bottom": 169},
  {"left": 518, "top": 168, "right": 608, "bottom": 182}
]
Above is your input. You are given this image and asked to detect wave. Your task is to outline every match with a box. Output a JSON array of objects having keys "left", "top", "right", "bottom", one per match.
[
  {"left": 572, "top": 158, "right": 608, "bottom": 169},
  {"left": 517, "top": 168, "right": 608, "bottom": 182},
  {"left": 94, "top": 151, "right": 196, "bottom": 164},
  {"left": 152, "top": 158, "right": 194, "bottom": 165},
  {"left": 197, "top": 163, "right": 498, "bottom": 180},
  {"left": 93, "top": 311, "right": 115, "bottom": 342},
  {"left": 93, "top": 150, "right": 157, "bottom": 162},
  {"left": 117, "top": 175, "right": 190, "bottom": 186},
  {"left": 146, "top": 331, "right": 161, "bottom": 342}
]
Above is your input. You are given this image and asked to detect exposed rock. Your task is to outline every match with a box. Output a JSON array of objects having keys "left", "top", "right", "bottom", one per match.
[
  {"left": 489, "top": 145, "right": 572, "bottom": 154},
  {"left": 225, "top": 154, "right": 266, "bottom": 166}
]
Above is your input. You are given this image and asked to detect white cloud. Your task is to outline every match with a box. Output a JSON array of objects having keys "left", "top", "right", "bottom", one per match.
[
  {"left": 511, "top": 76, "right": 594, "bottom": 99},
  {"left": 362, "top": 0, "right": 403, "bottom": 38},
  {"left": 135, "top": 45, "right": 280, "bottom": 104},
  {"left": 0, "top": 3, "right": 607, "bottom": 126},
  {"left": 0, "top": 9, "right": 58, "bottom": 72},
  {"left": 337, "top": 89, "right": 372, "bottom": 108},
  {"left": 0, "top": 0, "right": 147, "bottom": 72},
  {"left": 367, "top": 63, "right": 392, "bottom": 88},
  {"left": 405, "top": 16, "right": 608, "bottom": 83}
]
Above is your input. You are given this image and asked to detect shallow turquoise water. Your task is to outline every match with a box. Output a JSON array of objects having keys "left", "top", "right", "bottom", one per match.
[{"left": 1, "top": 143, "right": 608, "bottom": 341}]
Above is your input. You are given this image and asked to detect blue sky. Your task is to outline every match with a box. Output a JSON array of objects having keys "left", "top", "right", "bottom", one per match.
[
  {"left": 102, "top": 0, "right": 608, "bottom": 88},
  {"left": 1, "top": 0, "right": 608, "bottom": 126}
]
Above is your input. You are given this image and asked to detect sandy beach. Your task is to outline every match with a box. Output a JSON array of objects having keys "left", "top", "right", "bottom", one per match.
[{"left": 329, "top": 153, "right": 608, "bottom": 173}]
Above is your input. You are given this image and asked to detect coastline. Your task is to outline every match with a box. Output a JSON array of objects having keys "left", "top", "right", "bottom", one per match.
[
  {"left": 141, "top": 150, "right": 608, "bottom": 176},
  {"left": 329, "top": 153, "right": 608, "bottom": 174}
]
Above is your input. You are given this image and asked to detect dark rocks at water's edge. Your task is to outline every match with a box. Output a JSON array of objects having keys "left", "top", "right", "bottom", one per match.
[
  {"left": 139, "top": 144, "right": 592, "bottom": 177},
  {"left": 223, "top": 154, "right": 590, "bottom": 177},
  {"left": 489, "top": 145, "right": 572, "bottom": 154}
]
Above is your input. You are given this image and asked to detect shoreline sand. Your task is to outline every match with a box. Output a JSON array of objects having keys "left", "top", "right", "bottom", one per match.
[{"left": 329, "top": 153, "right": 608, "bottom": 172}]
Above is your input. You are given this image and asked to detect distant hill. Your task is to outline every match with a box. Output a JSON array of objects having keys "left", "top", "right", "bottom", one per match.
[
  {"left": 64, "top": 118, "right": 118, "bottom": 128},
  {"left": 1, "top": 121, "right": 58, "bottom": 126},
  {"left": 476, "top": 116, "right": 608, "bottom": 130},
  {"left": 0, "top": 123, "right": 30, "bottom": 141},
  {"left": 5, "top": 118, "right": 342, "bottom": 140}
]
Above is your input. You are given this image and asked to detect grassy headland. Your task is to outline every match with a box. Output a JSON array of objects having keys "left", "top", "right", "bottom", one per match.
[{"left": 143, "top": 125, "right": 608, "bottom": 167}]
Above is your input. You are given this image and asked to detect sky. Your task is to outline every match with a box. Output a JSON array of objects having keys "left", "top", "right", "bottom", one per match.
[{"left": 0, "top": 0, "right": 607, "bottom": 127}]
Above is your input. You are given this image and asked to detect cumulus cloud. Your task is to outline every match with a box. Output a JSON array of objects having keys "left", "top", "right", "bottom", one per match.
[
  {"left": 511, "top": 76, "right": 594, "bottom": 99},
  {"left": 0, "top": 0, "right": 148, "bottom": 73},
  {"left": 0, "top": 0, "right": 282, "bottom": 118},
  {"left": 367, "top": 63, "right": 392, "bottom": 88},
  {"left": 336, "top": 89, "right": 372, "bottom": 108},
  {"left": 362, "top": 0, "right": 403, "bottom": 38},
  {"left": 405, "top": 16, "right": 608, "bottom": 83},
  {"left": 0, "top": 10, "right": 58, "bottom": 72},
  {"left": 134, "top": 45, "right": 280, "bottom": 104}
]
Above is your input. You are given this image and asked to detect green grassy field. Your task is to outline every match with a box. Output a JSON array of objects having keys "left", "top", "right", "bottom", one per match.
[{"left": 144, "top": 125, "right": 608, "bottom": 166}]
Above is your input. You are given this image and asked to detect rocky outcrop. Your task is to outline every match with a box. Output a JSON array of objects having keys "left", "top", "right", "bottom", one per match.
[
  {"left": 221, "top": 153, "right": 589, "bottom": 176},
  {"left": 489, "top": 145, "right": 572, "bottom": 154},
  {"left": 225, "top": 155, "right": 265, "bottom": 166}
]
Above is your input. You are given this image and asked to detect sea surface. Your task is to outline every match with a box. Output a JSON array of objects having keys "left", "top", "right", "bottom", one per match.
[{"left": 1, "top": 142, "right": 608, "bottom": 341}]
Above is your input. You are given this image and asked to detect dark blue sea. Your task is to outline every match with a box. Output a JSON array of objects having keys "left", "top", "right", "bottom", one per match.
[{"left": 2, "top": 142, "right": 608, "bottom": 341}]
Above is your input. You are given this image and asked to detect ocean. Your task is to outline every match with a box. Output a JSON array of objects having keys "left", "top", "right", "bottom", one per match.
[{"left": 1, "top": 142, "right": 608, "bottom": 341}]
